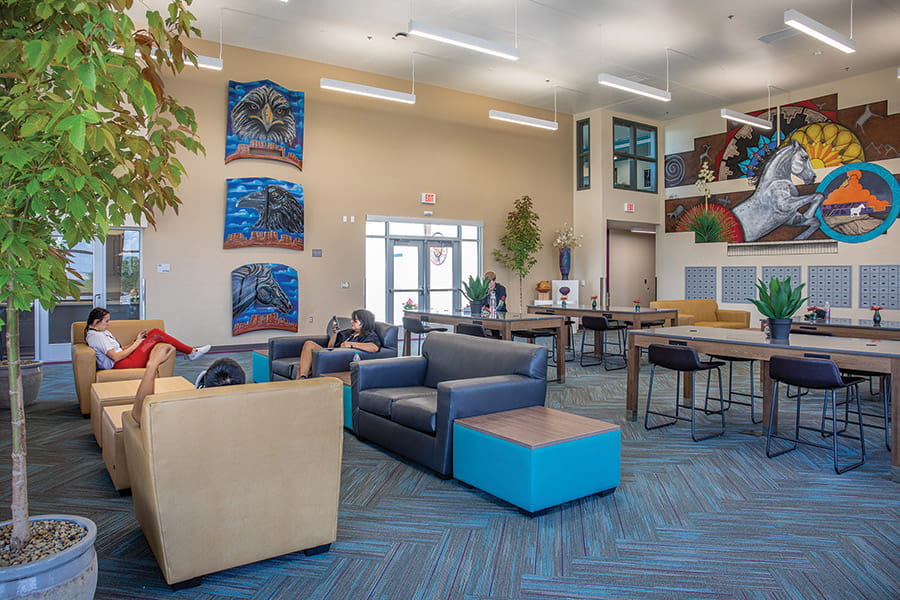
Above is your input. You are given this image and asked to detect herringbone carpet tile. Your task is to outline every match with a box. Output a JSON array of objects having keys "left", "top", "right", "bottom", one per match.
[{"left": 1, "top": 345, "right": 897, "bottom": 599}]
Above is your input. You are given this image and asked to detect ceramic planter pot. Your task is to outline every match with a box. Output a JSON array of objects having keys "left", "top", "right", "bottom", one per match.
[
  {"left": 0, "top": 515, "right": 97, "bottom": 599},
  {"left": 469, "top": 301, "right": 484, "bottom": 316},
  {"left": 0, "top": 361, "right": 43, "bottom": 410},
  {"left": 768, "top": 318, "right": 793, "bottom": 341}
]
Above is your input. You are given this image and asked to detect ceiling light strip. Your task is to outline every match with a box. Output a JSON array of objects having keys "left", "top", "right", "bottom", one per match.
[
  {"left": 488, "top": 109, "right": 558, "bottom": 131},
  {"left": 784, "top": 9, "right": 856, "bottom": 54},
  {"left": 109, "top": 46, "right": 223, "bottom": 70},
  {"left": 320, "top": 78, "right": 416, "bottom": 104},
  {"left": 408, "top": 20, "right": 520, "bottom": 61},
  {"left": 720, "top": 108, "right": 772, "bottom": 130},
  {"left": 597, "top": 73, "right": 671, "bottom": 102}
]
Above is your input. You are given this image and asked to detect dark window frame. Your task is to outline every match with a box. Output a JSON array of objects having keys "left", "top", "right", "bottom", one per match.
[
  {"left": 612, "top": 117, "right": 658, "bottom": 194},
  {"left": 576, "top": 118, "right": 590, "bottom": 190}
]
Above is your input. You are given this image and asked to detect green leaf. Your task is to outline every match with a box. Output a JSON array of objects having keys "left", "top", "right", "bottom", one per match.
[
  {"left": 77, "top": 62, "right": 97, "bottom": 91},
  {"left": 3, "top": 147, "right": 30, "bottom": 169},
  {"left": 68, "top": 118, "right": 86, "bottom": 152},
  {"left": 24, "top": 40, "right": 49, "bottom": 69}
]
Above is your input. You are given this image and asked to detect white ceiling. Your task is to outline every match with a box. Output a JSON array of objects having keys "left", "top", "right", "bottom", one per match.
[{"left": 134, "top": 0, "right": 900, "bottom": 121}]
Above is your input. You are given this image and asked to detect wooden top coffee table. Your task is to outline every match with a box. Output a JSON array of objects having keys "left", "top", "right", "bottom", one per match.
[{"left": 90, "top": 376, "right": 194, "bottom": 446}]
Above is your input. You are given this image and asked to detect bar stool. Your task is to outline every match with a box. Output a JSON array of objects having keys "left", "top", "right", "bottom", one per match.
[
  {"left": 644, "top": 344, "right": 726, "bottom": 441},
  {"left": 402, "top": 317, "right": 447, "bottom": 355},
  {"left": 580, "top": 315, "right": 627, "bottom": 370},
  {"left": 705, "top": 356, "right": 762, "bottom": 424},
  {"left": 766, "top": 355, "right": 866, "bottom": 474},
  {"left": 455, "top": 323, "right": 487, "bottom": 337}
]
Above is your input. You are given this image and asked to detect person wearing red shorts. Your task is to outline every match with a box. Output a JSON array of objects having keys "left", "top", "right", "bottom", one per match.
[{"left": 84, "top": 307, "right": 210, "bottom": 370}]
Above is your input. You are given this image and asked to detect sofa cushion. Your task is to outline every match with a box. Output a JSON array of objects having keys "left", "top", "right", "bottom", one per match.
[
  {"left": 358, "top": 386, "right": 435, "bottom": 417},
  {"left": 271, "top": 358, "right": 299, "bottom": 380},
  {"left": 390, "top": 395, "right": 438, "bottom": 434},
  {"left": 422, "top": 332, "right": 547, "bottom": 387}
]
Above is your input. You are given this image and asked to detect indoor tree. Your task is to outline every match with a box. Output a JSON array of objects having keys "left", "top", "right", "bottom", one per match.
[
  {"left": 0, "top": 0, "right": 204, "bottom": 556},
  {"left": 492, "top": 195, "right": 543, "bottom": 312}
]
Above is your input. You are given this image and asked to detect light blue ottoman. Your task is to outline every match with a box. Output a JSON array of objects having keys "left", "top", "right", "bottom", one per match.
[
  {"left": 251, "top": 349, "right": 269, "bottom": 383},
  {"left": 453, "top": 406, "right": 620, "bottom": 515}
]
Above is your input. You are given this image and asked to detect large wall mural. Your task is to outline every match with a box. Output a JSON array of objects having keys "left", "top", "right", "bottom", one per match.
[
  {"left": 664, "top": 93, "right": 900, "bottom": 243},
  {"left": 224, "top": 177, "right": 304, "bottom": 250},
  {"left": 231, "top": 263, "right": 298, "bottom": 336},
  {"left": 225, "top": 80, "right": 304, "bottom": 170}
]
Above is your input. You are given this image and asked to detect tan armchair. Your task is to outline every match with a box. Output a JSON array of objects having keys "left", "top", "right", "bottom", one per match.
[
  {"left": 71, "top": 319, "right": 175, "bottom": 415},
  {"left": 123, "top": 377, "right": 343, "bottom": 585},
  {"left": 650, "top": 299, "right": 750, "bottom": 329}
]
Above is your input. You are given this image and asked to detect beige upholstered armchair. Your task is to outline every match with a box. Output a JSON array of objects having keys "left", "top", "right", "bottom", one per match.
[
  {"left": 123, "top": 377, "right": 344, "bottom": 585},
  {"left": 71, "top": 319, "right": 175, "bottom": 415}
]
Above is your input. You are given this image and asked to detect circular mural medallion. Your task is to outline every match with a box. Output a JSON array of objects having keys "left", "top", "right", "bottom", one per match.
[
  {"left": 816, "top": 162, "right": 899, "bottom": 243},
  {"left": 787, "top": 123, "right": 864, "bottom": 169}
]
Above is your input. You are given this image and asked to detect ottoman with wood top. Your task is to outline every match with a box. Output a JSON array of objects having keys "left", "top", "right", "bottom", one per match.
[
  {"left": 90, "top": 376, "right": 195, "bottom": 446},
  {"left": 453, "top": 406, "right": 620, "bottom": 514}
]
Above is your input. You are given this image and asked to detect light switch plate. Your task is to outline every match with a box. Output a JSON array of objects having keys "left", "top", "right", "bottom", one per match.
[{"left": 341, "top": 281, "right": 350, "bottom": 289}]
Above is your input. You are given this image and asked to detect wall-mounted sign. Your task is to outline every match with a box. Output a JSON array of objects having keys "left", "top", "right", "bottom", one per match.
[
  {"left": 624, "top": 203, "right": 635, "bottom": 213},
  {"left": 422, "top": 193, "right": 437, "bottom": 204}
]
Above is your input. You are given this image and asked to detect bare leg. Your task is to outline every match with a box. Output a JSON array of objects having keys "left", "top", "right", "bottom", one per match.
[
  {"left": 131, "top": 344, "right": 175, "bottom": 425},
  {"left": 297, "top": 340, "right": 324, "bottom": 379}
]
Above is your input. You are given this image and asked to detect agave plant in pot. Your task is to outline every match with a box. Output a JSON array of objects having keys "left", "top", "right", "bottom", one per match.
[
  {"left": 461, "top": 275, "right": 491, "bottom": 316},
  {"left": 747, "top": 277, "right": 809, "bottom": 341},
  {"left": 0, "top": 1, "right": 204, "bottom": 598}
]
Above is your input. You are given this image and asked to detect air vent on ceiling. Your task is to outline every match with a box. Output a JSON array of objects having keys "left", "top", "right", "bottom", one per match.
[
  {"left": 727, "top": 240, "right": 838, "bottom": 256},
  {"left": 758, "top": 28, "right": 800, "bottom": 44}
]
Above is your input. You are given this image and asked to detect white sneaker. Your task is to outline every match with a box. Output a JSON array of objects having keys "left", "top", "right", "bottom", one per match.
[{"left": 189, "top": 345, "right": 211, "bottom": 360}]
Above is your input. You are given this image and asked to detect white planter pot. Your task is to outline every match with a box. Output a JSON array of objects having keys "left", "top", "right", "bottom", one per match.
[{"left": 0, "top": 515, "right": 97, "bottom": 600}]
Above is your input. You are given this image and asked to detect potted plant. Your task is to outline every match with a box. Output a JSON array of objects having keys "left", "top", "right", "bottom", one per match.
[
  {"left": 747, "top": 277, "right": 809, "bottom": 341},
  {"left": 493, "top": 195, "right": 543, "bottom": 312},
  {"left": 0, "top": 1, "right": 203, "bottom": 597},
  {"left": 551, "top": 223, "right": 582, "bottom": 280},
  {"left": 461, "top": 275, "right": 490, "bottom": 315}
]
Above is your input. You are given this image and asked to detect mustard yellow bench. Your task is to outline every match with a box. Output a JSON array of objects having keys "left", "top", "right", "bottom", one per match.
[{"left": 650, "top": 299, "right": 749, "bottom": 329}]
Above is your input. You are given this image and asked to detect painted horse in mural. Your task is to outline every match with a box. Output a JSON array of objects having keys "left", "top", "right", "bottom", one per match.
[
  {"left": 232, "top": 263, "right": 292, "bottom": 318},
  {"left": 732, "top": 140, "right": 824, "bottom": 241}
]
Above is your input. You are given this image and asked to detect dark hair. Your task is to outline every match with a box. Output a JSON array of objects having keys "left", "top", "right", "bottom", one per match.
[
  {"left": 351, "top": 308, "right": 376, "bottom": 337},
  {"left": 85, "top": 307, "right": 111, "bottom": 342},
  {"left": 198, "top": 358, "right": 245, "bottom": 388}
]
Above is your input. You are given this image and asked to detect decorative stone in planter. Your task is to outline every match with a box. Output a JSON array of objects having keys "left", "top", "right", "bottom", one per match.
[
  {"left": 0, "top": 361, "right": 43, "bottom": 410},
  {"left": 0, "top": 515, "right": 97, "bottom": 600}
]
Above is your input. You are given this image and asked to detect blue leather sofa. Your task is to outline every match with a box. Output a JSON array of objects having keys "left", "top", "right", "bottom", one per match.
[
  {"left": 351, "top": 332, "right": 548, "bottom": 476},
  {"left": 268, "top": 317, "right": 399, "bottom": 381}
]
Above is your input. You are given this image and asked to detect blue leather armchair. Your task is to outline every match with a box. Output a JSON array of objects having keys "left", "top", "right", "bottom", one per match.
[
  {"left": 268, "top": 318, "right": 399, "bottom": 380},
  {"left": 351, "top": 332, "right": 547, "bottom": 476}
]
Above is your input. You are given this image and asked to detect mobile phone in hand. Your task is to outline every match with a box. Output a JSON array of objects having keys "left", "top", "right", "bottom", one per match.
[{"left": 331, "top": 317, "right": 340, "bottom": 332}]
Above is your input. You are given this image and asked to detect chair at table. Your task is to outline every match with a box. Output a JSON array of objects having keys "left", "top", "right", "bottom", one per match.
[
  {"left": 402, "top": 317, "right": 447, "bottom": 355},
  {"left": 766, "top": 355, "right": 866, "bottom": 474},
  {"left": 455, "top": 323, "right": 487, "bottom": 337},
  {"left": 579, "top": 315, "right": 627, "bottom": 370},
  {"left": 705, "top": 355, "right": 762, "bottom": 424},
  {"left": 644, "top": 344, "right": 725, "bottom": 442}
]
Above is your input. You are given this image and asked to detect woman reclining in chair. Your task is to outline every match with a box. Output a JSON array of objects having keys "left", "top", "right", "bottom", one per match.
[
  {"left": 84, "top": 307, "right": 211, "bottom": 370},
  {"left": 296, "top": 308, "right": 380, "bottom": 379}
]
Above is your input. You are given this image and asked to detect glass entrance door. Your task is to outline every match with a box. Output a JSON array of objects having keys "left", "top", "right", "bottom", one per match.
[
  {"left": 35, "top": 229, "right": 142, "bottom": 361},
  {"left": 387, "top": 238, "right": 458, "bottom": 322}
]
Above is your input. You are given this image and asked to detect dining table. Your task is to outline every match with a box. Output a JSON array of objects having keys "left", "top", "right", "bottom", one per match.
[
  {"left": 769, "top": 317, "right": 900, "bottom": 341},
  {"left": 403, "top": 309, "right": 567, "bottom": 383},
  {"left": 527, "top": 304, "right": 679, "bottom": 328},
  {"left": 625, "top": 325, "right": 900, "bottom": 482}
]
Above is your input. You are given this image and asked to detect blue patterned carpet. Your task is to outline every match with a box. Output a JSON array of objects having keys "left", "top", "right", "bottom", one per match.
[{"left": 1, "top": 344, "right": 898, "bottom": 600}]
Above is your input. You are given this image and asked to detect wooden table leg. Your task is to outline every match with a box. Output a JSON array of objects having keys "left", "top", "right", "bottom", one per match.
[
  {"left": 557, "top": 324, "right": 566, "bottom": 383},
  {"left": 626, "top": 335, "right": 639, "bottom": 420},
  {"left": 891, "top": 359, "right": 899, "bottom": 483},
  {"left": 403, "top": 330, "right": 411, "bottom": 356}
]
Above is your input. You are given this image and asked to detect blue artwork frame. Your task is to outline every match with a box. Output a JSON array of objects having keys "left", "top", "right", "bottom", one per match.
[
  {"left": 816, "top": 162, "right": 899, "bottom": 243},
  {"left": 231, "top": 263, "right": 298, "bottom": 336},
  {"left": 224, "top": 177, "right": 304, "bottom": 250},
  {"left": 225, "top": 79, "right": 304, "bottom": 170}
]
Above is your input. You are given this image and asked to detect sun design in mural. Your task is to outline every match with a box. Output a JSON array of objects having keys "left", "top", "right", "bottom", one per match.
[
  {"left": 787, "top": 123, "right": 864, "bottom": 168},
  {"left": 737, "top": 132, "right": 785, "bottom": 179}
]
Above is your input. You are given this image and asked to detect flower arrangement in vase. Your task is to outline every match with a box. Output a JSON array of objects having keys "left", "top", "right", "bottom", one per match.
[
  {"left": 591, "top": 295, "right": 598, "bottom": 310},
  {"left": 871, "top": 304, "right": 882, "bottom": 325},
  {"left": 402, "top": 298, "right": 417, "bottom": 311},
  {"left": 552, "top": 223, "right": 582, "bottom": 280},
  {"left": 633, "top": 299, "right": 641, "bottom": 312}
]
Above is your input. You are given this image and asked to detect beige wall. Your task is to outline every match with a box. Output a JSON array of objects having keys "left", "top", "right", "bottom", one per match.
[
  {"left": 659, "top": 67, "right": 900, "bottom": 322},
  {"left": 608, "top": 229, "right": 656, "bottom": 307},
  {"left": 144, "top": 41, "right": 572, "bottom": 345}
]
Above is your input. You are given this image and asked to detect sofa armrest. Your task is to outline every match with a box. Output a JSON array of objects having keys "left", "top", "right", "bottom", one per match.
[
  {"left": 437, "top": 375, "right": 545, "bottom": 423},
  {"left": 352, "top": 356, "right": 427, "bottom": 391},
  {"left": 269, "top": 335, "right": 328, "bottom": 380},
  {"left": 71, "top": 343, "right": 98, "bottom": 415},
  {"left": 312, "top": 348, "right": 355, "bottom": 375},
  {"left": 716, "top": 309, "right": 750, "bottom": 328},
  {"left": 676, "top": 313, "right": 696, "bottom": 326}
]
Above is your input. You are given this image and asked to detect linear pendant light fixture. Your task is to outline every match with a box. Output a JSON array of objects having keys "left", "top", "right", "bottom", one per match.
[
  {"left": 721, "top": 84, "right": 774, "bottom": 130},
  {"left": 598, "top": 49, "right": 671, "bottom": 102},
  {"left": 784, "top": 8, "right": 856, "bottom": 54},
  {"left": 320, "top": 78, "right": 416, "bottom": 104},
  {"left": 407, "top": 21, "right": 520, "bottom": 61},
  {"left": 489, "top": 86, "right": 558, "bottom": 131}
]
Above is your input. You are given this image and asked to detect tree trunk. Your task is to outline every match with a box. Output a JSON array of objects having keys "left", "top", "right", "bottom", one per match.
[
  {"left": 517, "top": 276, "right": 524, "bottom": 313},
  {"left": 6, "top": 304, "right": 30, "bottom": 551}
]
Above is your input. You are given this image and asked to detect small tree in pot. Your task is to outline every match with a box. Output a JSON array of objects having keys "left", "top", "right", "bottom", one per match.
[
  {"left": 747, "top": 277, "right": 808, "bottom": 341},
  {"left": 0, "top": 0, "right": 204, "bottom": 592},
  {"left": 492, "top": 195, "right": 542, "bottom": 312}
]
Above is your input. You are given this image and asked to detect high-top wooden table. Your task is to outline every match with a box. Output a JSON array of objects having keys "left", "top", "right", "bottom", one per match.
[
  {"left": 768, "top": 318, "right": 900, "bottom": 341},
  {"left": 527, "top": 304, "right": 678, "bottom": 328},
  {"left": 403, "top": 310, "right": 567, "bottom": 383},
  {"left": 625, "top": 326, "right": 900, "bottom": 482}
]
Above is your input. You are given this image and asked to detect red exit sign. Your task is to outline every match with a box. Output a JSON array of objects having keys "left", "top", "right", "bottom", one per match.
[
  {"left": 421, "top": 193, "right": 436, "bottom": 204},
  {"left": 624, "top": 203, "right": 635, "bottom": 212}
]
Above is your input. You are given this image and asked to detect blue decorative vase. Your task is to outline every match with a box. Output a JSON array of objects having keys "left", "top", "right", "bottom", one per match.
[
  {"left": 873, "top": 310, "right": 882, "bottom": 325},
  {"left": 558, "top": 247, "right": 571, "bottom": 280}
]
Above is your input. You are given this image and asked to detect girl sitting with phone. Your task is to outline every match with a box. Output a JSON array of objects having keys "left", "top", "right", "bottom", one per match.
[{"left": 295, "top": 309, "right": 381, "bottom": 379}]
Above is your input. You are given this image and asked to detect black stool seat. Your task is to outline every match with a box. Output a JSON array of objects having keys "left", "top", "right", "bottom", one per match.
[
  {"left": 643, "top": 344, "right": 725, "bottom": 442},
  {"left": 580, "top": 315, "right": 627, "bottom": 370},
  {"left": 455, "top": 323, "right": 487, "bottom": 337},
  {"left": 766, "top": 355, "right": 866, "bottom": 474},
  {"left": 403, "top": 317, "right": 448, "bottom": 355}
]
